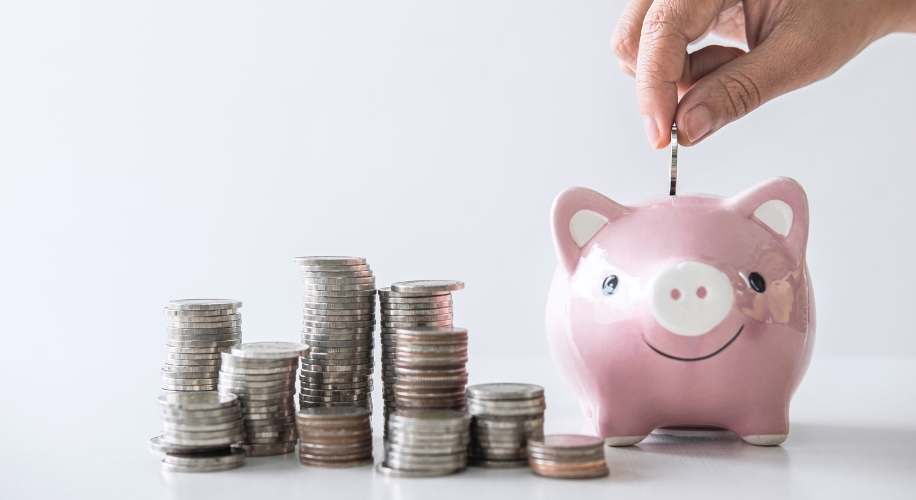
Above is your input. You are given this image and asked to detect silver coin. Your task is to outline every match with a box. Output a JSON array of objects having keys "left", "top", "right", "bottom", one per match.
[
  {"left": 303, "top": 319, "right": 375, "bottom": 328},
  {"left": 303, "top": 307, "right": 375, "bottom": 316},
  {"left": 303, "top": 313, "right": 376, "bottom": 323},
  {"left": 167, "top": 319, "right": 241, "bottom": 328},
  {"left": 303, "top": 301, "right": 376, "bottom": 311},
  {"left": 299, "top": 339, "right": 374, "bottom": 349},
  {"left": 220, "top": 352, "right": 299, "bottom": 366},
  {"left": 294, "top": 256, "right": 367, "bottom": 266},
  {"left": 164, "top": 308, "right": 237, "bottom": 317},
  {"left": 158, "top": 392, "right": 237, "bottom": 410},
  {"left": 390, "top": 280, "right": 464, "bottom": 295},
  {"left": 302, "top": 291, "right": 377, "bottom": 300},
  {"left": 162, "top": 447, "right": 245, "bottom": 466},
  {"left": 237, "top": 441, "right": 297, "bottom": 457},
  {"left": 307, "top": 345, "right": 374, "bottom": 354},
  {"left": 168, "top": 299, "right": 243, "bottom": 311},
  {"left": 379, "top": 296, "right": 452, "bottom": 306},
  {"left": 302, "top": 294, "right": 376, "bottom": 303},
  {"left": 164, "top": 359, "right": 222, "bottom": 367},
  {"left": 162, "top": 364, "right": 223, "bottom": 373},
  {"left": 527, "top": 434, "right": 604, "bottom": 455},
  {"left": 160, "top": 433, "right": 245, "bottom": 448},
  {"left": 383, "top": 312, "right": 453, "bottom": 322},
  {"left": 375, "top": 462, "right": 463, "bottom": 478},
  {"left": 382, "top": 320, "right": 452, "bottom": 329},
  {"left": 302, "top": 329, "right": 375, "bottom": 338},
  {"left": 167, "top": 332, "right": 240, "bottom": 342},
  {"left": 307, "top": 350, "right": 374, "bottom": 360},
  {"left": 302, "top": 276, "right": 376, "bottom": 285},
  {"left": 304, "top": 329, "right": 375, "bottom": 339},
  {"left": 164, "top": 313, "right": 242, "bottom": 323},
  {"left": 165, "top": 345, "right": 231, "bottom": 354},
  {"left": 229, "top": 342, "right": 309, "bottom": 360},
  {"left": 380, "top": 300, "right": 452, "bottom": 310},
  {"left": 669, "top": 123, "right": 678, "bottom": 196},
  {"left": 161, "top": 419, "right": 244, "bottom": 433},
  {"left": 303, "top": 281, "right": 376, "bottom": 291},
  {"left": 300, "top": 269, "right": 374, "bottom": 278},
  {"left": 466, "top": 383, "right": 545, "bottom": 401},
  {"left": 219, "top": 365, "right": 297, "bottom": 376},
  {"left": 380, "top": 306, "right": 453, "bottom": 315}
]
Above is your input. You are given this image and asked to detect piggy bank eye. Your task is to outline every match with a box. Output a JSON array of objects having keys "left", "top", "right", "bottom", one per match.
[
  {"left": 748, "top": 272, "right": 766, "bottom": 293},
  {"left": 602, "top": 275, "right": 619, "bottom": 295}
]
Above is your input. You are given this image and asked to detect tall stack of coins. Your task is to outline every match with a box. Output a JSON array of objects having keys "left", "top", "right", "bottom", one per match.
[
  {"left": 467, "top": 383, "right": 546, "bottom": 467},
  {"left": 377, "top": 409, "right": 470, "bottom": 477},
  {"left": 297, "top": 256, "right": 376, "bottom": 413},
  {"left": 150, "top": 392, "right": 246, "bottom": 473},
  {"left": 380, "top": 280, "right": 463, "bottom": 437},
  {"left": 527, "top": 435, "right": 609, "bottom": 479},
  {"left": 393, "top": 326, "right": 468, "bottom": 414},
  {"left": 162, "top": 299, "right": 243, "bottom": 393},
  {"left": 217, "top": 342, "right": 308, "bottom": 457},
  {"left": 296, "top": 407, "right": 374, "bottom": 468}
]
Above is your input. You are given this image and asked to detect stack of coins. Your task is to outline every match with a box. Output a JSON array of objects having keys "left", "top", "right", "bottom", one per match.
[
  {"left": 296, "top": 407, "right": 374, "bottom": 468},
  {"left": 296, "top": 256, "right": 376, "bottom": 413},
  {"left": 217, "top": 342, "right": 308, "bottom": 457},
  {"left": 527, "top": 435, "right": 609, "bottom": 479},
  {"left": 162, "top": 299, "right": 243, "bottom": 393},
  {"left": 393, "top": 326, "right": 468, "bottom": 414},
  {"left": 380, "top": 280, "right": 463, "bottom": 437},
  {"left": 377, "top": 409, "right": 470, "bottom": 477},
  {"left": 150, "top": 392, "right": 246, "bottom": 472},
  {"left": 467, "top": 383, "right": 546, "bottom": 467}
]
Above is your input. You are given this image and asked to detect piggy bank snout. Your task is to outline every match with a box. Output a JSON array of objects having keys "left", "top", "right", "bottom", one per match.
[{"left": 648, "top": 261, "right": 734, "bottom": 337}]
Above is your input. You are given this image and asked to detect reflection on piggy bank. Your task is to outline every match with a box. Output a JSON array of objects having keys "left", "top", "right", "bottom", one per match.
[{"left": 545, "top": 177, "right": 814, "bottom": 446}]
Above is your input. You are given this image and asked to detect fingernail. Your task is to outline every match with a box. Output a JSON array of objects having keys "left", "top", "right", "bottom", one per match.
[
  {"left": 642, "top": 115, "right": 659, "bottom": 147},
  {"left": 684, "top": 104, "right": 712, "bottom": 142}
]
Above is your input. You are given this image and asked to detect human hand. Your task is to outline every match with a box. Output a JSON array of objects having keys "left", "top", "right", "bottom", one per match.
[{"left": 612, "top": 0, "right": 916, "bottom": 148}]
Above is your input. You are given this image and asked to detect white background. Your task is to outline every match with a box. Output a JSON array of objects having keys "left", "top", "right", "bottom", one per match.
[{"left": 1, "top": 2, "right": 914, "bottom": 498}]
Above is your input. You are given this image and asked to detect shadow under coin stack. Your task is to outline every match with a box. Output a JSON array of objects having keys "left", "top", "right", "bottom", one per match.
[
  {"left": 217, "top": 342, "right": 308, "bottom": 457},
  {"left": 162, "top": 299, "right": 243, "bottom": 393},
  {"left": 380, "top": 280, "right": 463, "bottom": 438},
  {"left": 377, "top": 409, "right": 470, "bottom": 477},
  {"left": 150, "top": 392, "right": 246, "bottom": 472},
  {"left": 296, "top": 256, "right": 376, "bottom": 413},
  {"left": 296, "top": 407, "right": 374, "bottom": 468},
  {"left": 467, "top": 383, "right": 546, "bottom": 467},
  {"left": 527, "top": 435, "right": 609, "bottom": 479}
]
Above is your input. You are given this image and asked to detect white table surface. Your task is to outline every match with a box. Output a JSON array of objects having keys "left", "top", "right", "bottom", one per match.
[{"left": 3, "top": 357, "right": 914, "bottom": 499}]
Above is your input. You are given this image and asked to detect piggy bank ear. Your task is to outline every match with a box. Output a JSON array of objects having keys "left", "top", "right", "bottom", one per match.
[
  {"left": 729, "top": 177, "right": 810, "bottom": 264},
  {"left": 551, "top": 187, "right": 629, "bottom": 273}
]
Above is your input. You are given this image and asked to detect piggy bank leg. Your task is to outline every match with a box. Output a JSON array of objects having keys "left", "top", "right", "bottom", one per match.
[
  {"left": 595, "top": 405, "right": 651, "bottom": 447},
  {"left": 732, "top": 411, "right": 789, "bottom": 446},
  {"left": 580, "top": 400, "right": 593, "bottom": 419}
]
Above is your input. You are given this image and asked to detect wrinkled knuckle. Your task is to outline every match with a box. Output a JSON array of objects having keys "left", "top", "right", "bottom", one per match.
[
  {"left": 716, "top": 71, "right": 762, "bottom": 120},
  {"left": 610, "top": 26, "right": 638, "bottom": 62},
  {"left": 642, "top": 3, "right": 680, "bottom": 38}
]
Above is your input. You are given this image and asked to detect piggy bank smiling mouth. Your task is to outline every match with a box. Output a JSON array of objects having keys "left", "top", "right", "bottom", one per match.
[{"left": 642, "top": 325, "right": 744, "bottom": 362}]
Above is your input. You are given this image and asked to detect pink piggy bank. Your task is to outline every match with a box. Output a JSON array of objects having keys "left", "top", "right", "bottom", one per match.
[{"left": 545, "top": 177, "right": 814, "bottom": 446}]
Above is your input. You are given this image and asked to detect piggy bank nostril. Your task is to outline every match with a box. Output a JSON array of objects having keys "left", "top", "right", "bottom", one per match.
[
  {"left": 696, "top": 286, "right": 707, "bottom": 299},
  {"left": 670, "top": 289, "right": 681, "bottom": 300}
]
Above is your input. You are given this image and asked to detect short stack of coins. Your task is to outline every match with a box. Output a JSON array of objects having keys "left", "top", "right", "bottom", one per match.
[
  {"left": 377, "top": 409, "right": 470, "bottom": 477},
  {"left": 162, "top": 299, "right": 243, "bottom": 393},
  {"left": 527, "top": 435, "right": 609, "bottom": 479},
  {"left": 393, "top": 326, "right": 468, "bottom": 415},
  {"left": 296, "top": 407, "right": 374, "bottom": 468},
  {"left": 217, "top": 342, "right": 308, "bottom": 457},
  {"left": 150, "top": 392, "right": 246, "bottom": 472},
  {"left": 467, "top": 383, "right": 546, "bottom": 467},
  {"left": 297, "top": 256, "right": 376, "bottom": 413},
  {"left": 380, "top": 280, "right": 463, "bottom": 438}
]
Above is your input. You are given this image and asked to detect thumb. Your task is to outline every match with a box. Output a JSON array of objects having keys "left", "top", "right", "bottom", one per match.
[{"left": 675, "top": 31, "right": 812, "bottom": 145}]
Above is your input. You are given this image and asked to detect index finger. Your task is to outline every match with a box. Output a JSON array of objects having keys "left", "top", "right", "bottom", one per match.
[{"left": 636, "top": 0, "right": 730, "bottom": 148}]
